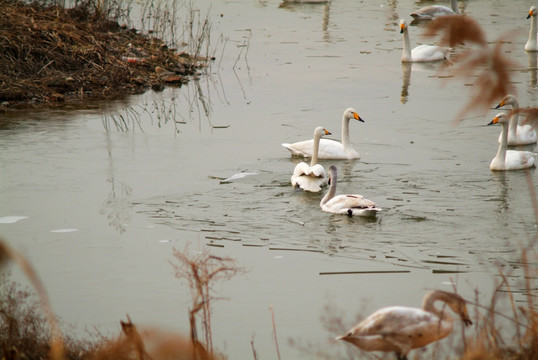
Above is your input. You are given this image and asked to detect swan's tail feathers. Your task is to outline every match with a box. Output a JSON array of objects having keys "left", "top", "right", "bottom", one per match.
[
  {"left": 294, "top": 177, "right": 322, "bottom": 192},
  {"left": 282, "top": 143, "right": 309, "bottom": 157},
  {"left": 349, "top": 207, "right": 382, "bottom": 217}
]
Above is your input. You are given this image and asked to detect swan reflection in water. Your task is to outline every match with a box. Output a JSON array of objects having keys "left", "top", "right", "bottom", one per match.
[{"left": 400, "top": 62, "right": 446, "bottom": 104}]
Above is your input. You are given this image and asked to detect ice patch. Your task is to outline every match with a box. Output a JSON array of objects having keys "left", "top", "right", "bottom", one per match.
[{"left": 0, "top": 216, "right": 28, "bottom": 224}]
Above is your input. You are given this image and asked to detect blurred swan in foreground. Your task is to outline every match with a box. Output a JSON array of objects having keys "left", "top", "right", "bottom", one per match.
[
  {"left": 526, "top": 6, "right": 538, "bottom": 51},
  {"left": 488, "top": 113, "right": 536, "bottom": 171},
  {"left": 291, "top": 127, "right": 330, "bottom": 192},
  {"left": 282, "top": 108, "right": 364, "bottom": 159},
  {"left": 494, "top": 94, "right": 537, "bottom": 145},
  {"left": 410, "top": 0, "right": 459, "bottom": 20},
  {"left": 336, "top": 290, "right": 472, "bottom": 360},
  {"left": 320, "top": 166, "right": 381, "bottom": 217},
  {"left": 400, "top": 19, "right": 449, "bottom": 62}
]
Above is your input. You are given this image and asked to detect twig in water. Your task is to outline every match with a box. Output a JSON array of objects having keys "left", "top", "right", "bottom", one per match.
[{"left": 269, "top": 304, "right": 282, "bottom": 360}]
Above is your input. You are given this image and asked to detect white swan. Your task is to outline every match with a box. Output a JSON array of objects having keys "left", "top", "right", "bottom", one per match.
[
  {"left": 494, "top": 94, "right": 537, "bottom": 145},
  {"left": 488, "top": 113, "right": 536, "bottom": 171},
  {"left": 410, "top": 0, "right": 459, "bottom": 20},
  {"left": 525, "top": 6, "right": 538, "bottom": 51},
  {"left": 282, "top": 108, "right": 364, "bottom": 159},
  {"left": 320, "top": 166, "right": 381, "bottom": 217},
  {"left": 336, "top": 290, "right": 472, "bottom": 360},
  {"left": 400, "top": 19, "right": 450, "bottom": 63},
  {"left": 291, "top": 127, "right": 330, "bottom": 192}
]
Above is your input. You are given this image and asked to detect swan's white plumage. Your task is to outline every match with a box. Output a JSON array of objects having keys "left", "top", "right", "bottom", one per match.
[
  {"left": 410, "top": 0, "right": 459, "bottom": 20},
  {"left": 282, "top": 108, "right": 364, "bottom": 159},
  {"left": 488, "top": 113, "right": 536, "bottom": 171},
  {"left": 336, "top": 290, "right": 472, "bottom": 360},
  {"left": 291, "top": 127, "right": 330, "bottom": 192},
  {"left": 400, "top": 19, "right": 449, "bottom": 62},
  {"left": 526, "top": 6, "right": 538, "bottom": 51},
  {"left": 320, "top": 166, "right": 381, "bottom": 217},
  {"left": 495, "top": 94, "right": 537, "bottom": 145}
]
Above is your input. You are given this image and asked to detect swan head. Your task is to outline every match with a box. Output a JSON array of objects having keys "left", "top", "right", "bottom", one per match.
[
  {"left": 488, "top": 113, "right": 509, "bottom": 126},
  {"left": 495, "top": 94, "right": 517, "bottom": 109},
  {"left": 399, "top": 19, "right": 407, "bottom": 34},
  {"left": 327, "top": 165, "right": 337, "bottom": 185},
  {"left": 442, "top": 292, "right": 473, "bottom": 327},
  {"left": 344, "top": 108, "right": 364, "bottom": 122},
  {"left": 314, "top": 126, "right": 331, "bottom": 137},
  {"left": 528, "top": 6, "right": 536, "bottom": 19}
]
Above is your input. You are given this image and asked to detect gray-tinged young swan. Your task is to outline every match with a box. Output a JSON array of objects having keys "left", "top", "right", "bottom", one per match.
[
  {"left": 488, "top": 113, "right": 536, "bottom": 171},
  {"left": 290, "top": 127, "right": 331, "bottom": 192},
  {"left": 320, "top": 166, "right": 381, "bottom": 217},
  {"left": 282, "top": 108, "right": 364, "bottom": 159},
  {"left": 410, "top": 0, "right": 460, "bottom": 20},
  {"left": 336, "top": 290, "right": 472, "bottom": 360}
]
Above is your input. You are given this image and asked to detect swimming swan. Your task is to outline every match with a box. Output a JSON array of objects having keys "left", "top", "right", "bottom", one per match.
[
  {"left": 336, "top": 290, "right": 472, "bottom": 360},
  {"left": 526, "top": 6, "right": 538, "bottom": 51},
  {"left": 282, "top": 108, "right": 364, "bottom": 159},
  {"left": 320, "top": 166, "right": 381, "bottom": 217},
  {"left": 494, "top": 94, "right": 537, "bottom": 145},
  {"left": 291, "top": 127, "right": 330, "bottom": 192},
  {"left": 410, "top": 0, "right": 459, "bottom": 20},
  {"left": 400, "top": 19, "right": 450, "bottom": 62},
  {"left": 488, "top": 113, "right": 536, "bottom": 171}
]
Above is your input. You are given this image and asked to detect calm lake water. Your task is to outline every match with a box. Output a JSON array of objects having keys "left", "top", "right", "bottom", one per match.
[{"left": 1, "top": 0, "right": 537, "bottom": 358}]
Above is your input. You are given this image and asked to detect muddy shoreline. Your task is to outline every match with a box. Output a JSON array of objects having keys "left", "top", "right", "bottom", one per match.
[{"left": 0, "top": 0, "right": 208, "bottom": 110}]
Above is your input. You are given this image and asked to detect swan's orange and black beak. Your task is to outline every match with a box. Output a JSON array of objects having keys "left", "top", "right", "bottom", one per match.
[
  {"left": 488, "top": 115, "right": 500, "bottom": 126},
  {"left": 400, "top": 23, "right": 405, "bottom": 34},
  {"left": 324, "top": 129, "right": 332, "bottom": 135},
  {"left": 494, "top": 100, "right": 505, "bottom": 109},
  {"left": 353, "top": 112, "right": 365, "bottom": 123},
  {"left": 528, "top": 9, "right": 534, "bottom": 19}
]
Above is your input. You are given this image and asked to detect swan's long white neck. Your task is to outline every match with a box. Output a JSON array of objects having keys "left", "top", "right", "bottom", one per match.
[
  {"left": 320, "top": 170, "right": 337, "bottom": 206},
  {"left": 310, "top": 131, "right": 321, "bottom": 167},
  {"left": 341, "top": 114, "right": 352, "bottom": 150},
  {"left": 422, "top": 291, "right": 455, "bottom": 325},
  {"left": 402, "top": 29, "right": 412, "bottom": 62},
  {"left": 508, "top": 98, "right": 520, "bottom": 138},
  {"left": 527, "top": 14, "right": 537, "bottom": 51},
  {"left": 495, "top": 121, "right": 509, "bottom": 165}
]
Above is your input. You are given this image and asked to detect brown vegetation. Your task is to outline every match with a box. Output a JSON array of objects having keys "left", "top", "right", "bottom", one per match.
[
  {"left": 170, "top": 245, "right": 245, "bottom": 358},
  {"left": 424, "top": 15, "right": 517, "bottom": 122},
  {"left": 0, "top": 0, "right": 208, "bottom": 110}
]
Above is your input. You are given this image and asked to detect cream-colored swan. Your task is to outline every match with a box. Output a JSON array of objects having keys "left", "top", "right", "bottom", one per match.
[
  {"left": 282, "top": 108, "right": 364, "bottom": 159},
  {"left": 336, "top": 290, "right": 472, "bottom": 360},
  {"left": 488, "top": 113, "right": 536, "bottom": 171},
  {"left": 291, "top": 127, "right": 330, "bottom": 192},
  {"left": 400, "top": 19, "right": 450, "bottom": 63},
  {"left": 525, "top": 6, "right": 538, "bottom": 51},
  {"left": 410, "top": 0, "right": 459, "bottom": 20},
  {"left": 320, "top": 166, "right": 381, "bottom": 217},
  {"left": 494, "top": 94, "right": 537, "bottom": 145}
]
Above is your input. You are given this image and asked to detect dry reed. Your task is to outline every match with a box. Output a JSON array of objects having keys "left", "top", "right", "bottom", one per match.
[
  {"left": 170, "top": 245, "right": 245, "bottom": 357},
  {"left": 423, "top": 15, "right": 517, "bottom": 122}
]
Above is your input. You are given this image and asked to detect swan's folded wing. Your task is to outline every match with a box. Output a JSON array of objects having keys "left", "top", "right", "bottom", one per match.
[
  {"left": 504, "top": 150, "right": 536, "bottom": 169},
  {"left": 325, "top": 194, "right": 376, "bottom": 211},
  {"left": 411, "top": 44, "right": 449, "bottom": 62}
]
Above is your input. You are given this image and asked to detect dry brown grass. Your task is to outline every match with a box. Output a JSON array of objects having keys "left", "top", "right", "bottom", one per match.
[
  {"left": 423, "top": 15, "right": 518, "bottom": 122},
  {"left": 0, "top": 0, "right": 206, "bottom": 109},
  {"left": 170, "top": 245, "right": 245, "bottom": 358}
]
